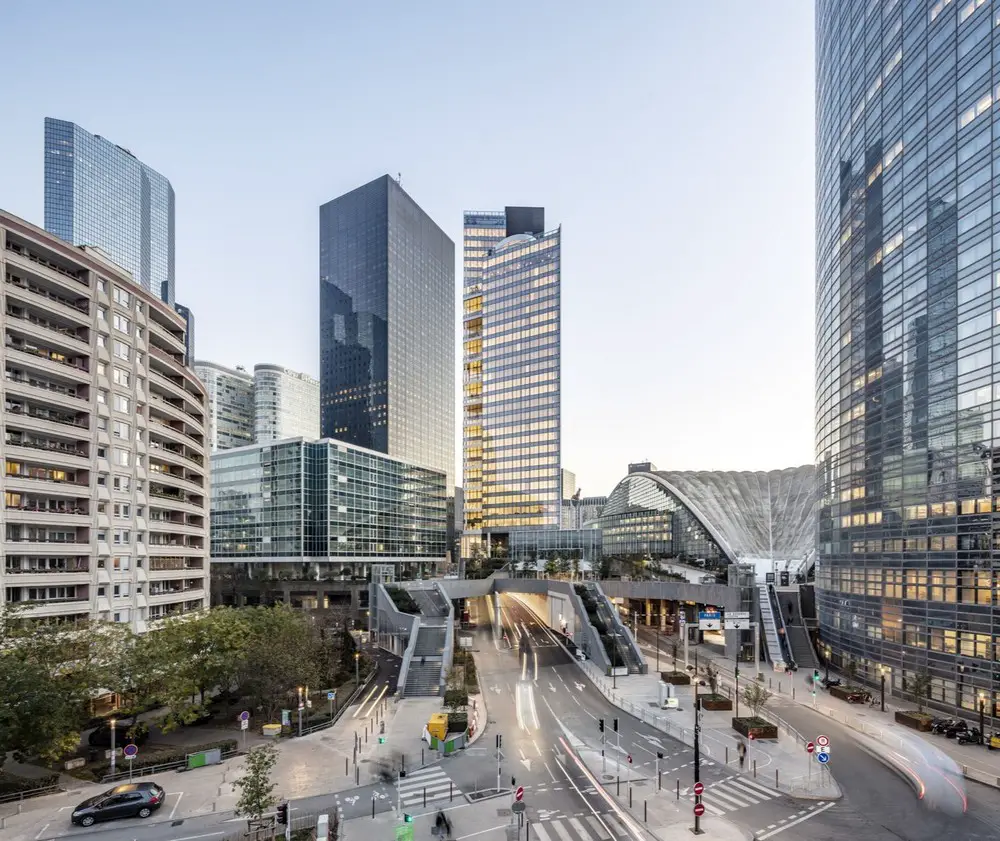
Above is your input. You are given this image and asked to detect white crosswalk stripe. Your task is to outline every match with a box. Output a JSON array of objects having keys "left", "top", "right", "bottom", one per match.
[
  {"left": 530, "top": 813, "right": 632, "bottom": 841},
  {"left": 394, "top": 765, "right": 460, "bottom": 807},
  {"left": 692, "top": 774, "right": 781, "bottom": 815}
]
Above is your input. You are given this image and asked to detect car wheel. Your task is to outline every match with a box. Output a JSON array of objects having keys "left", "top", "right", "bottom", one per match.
[
  {"left": 138, "top": 807, "right": 152, "bottom": 818},
  {"left": 80, "top": 816, "right": 96, "bottom": 827}
]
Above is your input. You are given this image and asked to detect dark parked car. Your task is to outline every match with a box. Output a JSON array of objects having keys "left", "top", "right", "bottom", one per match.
[
  {"left": 71, "top": 782, "right": 165, "bottom": 826},
  {"left": 88, "top": 720, "right": 150, "bottom": 747}
]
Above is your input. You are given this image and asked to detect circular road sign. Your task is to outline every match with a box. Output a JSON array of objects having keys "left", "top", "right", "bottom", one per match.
[
  {"left": 693, "top": 782, "right": 704, "bottom": 796},
  {"left": 327, "top": 691, "right": 336, "bottom": 701},
  {"left": 512, "top": 802, "right": 526, "bottom": 815},
  {"left": 627, "top": 754, "right": 633, "bottom": 764},
  {"left": 515, "top": 786, "right": 524, "bottom": 802},
  {"left": 817, "top": 751, "right": 830, "bottom": 764},
  {"left": 239, "top": 710, "right": 250, "bottom": 722},
  {"left": 816, "top": 735, "right": 830, "bottom": 747},
  {"left": 123, "top": 744, "right": 138, "bottom": 759},
  {"left": 693, "top": 803, "right": 705, "bottom": 817},
  {"left": 806, "top": 742, "right": 815, "bottom": 754}
]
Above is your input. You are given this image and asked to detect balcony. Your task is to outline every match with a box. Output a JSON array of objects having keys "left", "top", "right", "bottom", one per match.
[
  {"left": 4, "top": 241, "right": 89, "bottom": 292},
  {"left": 148, "top": 367, "right": 188, "bottom": 402},
  {"left": 3, "top": 537, "right": 91, "bottom": 555},
  {"left": 5, "top": 341, "right": 90, "bottom": 382},
  {"left": 4, "top": 471, "right": 89, "bottom": 499},
  {"left": 4, "top": 436, "right": 89, "bottom": 467},
  {"left": 5, "top": 501, "right": 90, "bottom": 525},
  {"left": 148, "top": 557, "right": 205, "bottom": 573},
  {"left": 4, "top": 404, "right": 89, "bottom": 438},
  {"left": 5, "top": 372, "right": 88, "bottom": 411},
  {"left": 9, "top": 597, "right": 93, "bottom": 618},
  {"left": 149, "top": 394, "right": 204, "bottom": 432},
  {"left": 5, "top": 306, "right": 89, "bottom": 351},
  {"left": 5, "top": 274, "right": 90, "bottom": 325},
  {"left": 147, "top": 585, "right": 205, "bottom": 604},
  {"left": 4, "top": 565, "right": 92, "bottom": 586}
]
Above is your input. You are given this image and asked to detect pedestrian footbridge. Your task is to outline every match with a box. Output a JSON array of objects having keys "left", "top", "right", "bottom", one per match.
[{"left": 372, "top": 573, "right": 749, "bottom": 698}]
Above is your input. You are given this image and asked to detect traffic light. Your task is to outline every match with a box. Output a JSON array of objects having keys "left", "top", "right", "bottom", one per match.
[
  {"left": 378, "top": 736, "right": 386, "bottom": 744},
  {"left": 276, "top": 802, "right": 289, "bottom": 825},
  {"left": 404, "top": 813, "right": 414, "bottom": 823},
  {"left": 657, "top": 751, "right": 664, "bottom": 760},
  {"left": 613, "top": 718, "right": 619, "bottom": 733},
  {"left": 511, "top": 777, "right": 516, "bottom": 787},
  {"left": 813, "top": 669, "right": 821, "bottom": 683},
  {"left": 599, "top": 718, "right": 605, "bottom": 733}
]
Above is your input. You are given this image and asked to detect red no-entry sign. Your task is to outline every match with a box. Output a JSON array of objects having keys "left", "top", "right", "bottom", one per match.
[
  {"left": 627, "top": 754, "right": 632, "bottom": 764},
  {"left": 693, "top": 782, "right": 704, "bottom": 796},
  {"left": 694, "top": 803, "right": 705, "bottom": 817},
  {"left": 806, "top": 742, "right": 815, "bottom": 753},
  {"left": 515, "top": 786, "right": 524, "bottom": 802}
]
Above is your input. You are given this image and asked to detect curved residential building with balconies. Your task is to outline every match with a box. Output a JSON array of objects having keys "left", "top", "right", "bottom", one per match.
[{"left": 1, "top": 210, "right": 209, "bottom": 630}]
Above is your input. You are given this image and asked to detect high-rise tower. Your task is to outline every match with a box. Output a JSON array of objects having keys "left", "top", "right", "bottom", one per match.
[
  {"left": 462, "top": 208, "right": 561, "bottom": 553},
  {"left": 319, "top": 175, "right": 455, "bottom": 487}
]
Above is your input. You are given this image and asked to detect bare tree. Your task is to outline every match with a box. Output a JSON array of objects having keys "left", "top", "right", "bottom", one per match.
[{"left": 741, "top": 682, "right": 773, "bottom": 722}]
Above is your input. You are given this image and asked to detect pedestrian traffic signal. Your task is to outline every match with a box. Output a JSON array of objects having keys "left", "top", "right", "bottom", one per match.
[
  {"left": 613, "top": 718, "right": 619, "bottom": 733},
  {"left": 657, "top": 751, "right": 664, "bottom": 760},
  {"left": 813, "top": 669, "right": 821, "bottom": 683},
  {"left": 378, "top": 736, "right": 386, "bottom": 744},
  {"left": 276, "top": 802, "right": 289, "bottom": 825},
  {"left": 599, "top": 718, "right": 605, "bottom": 733},
  {"left": 511, "top": 776, "right": 516, "bottom": 787},
  {"left": 404, "top": 813, "right": 414, "bottom": 823}
]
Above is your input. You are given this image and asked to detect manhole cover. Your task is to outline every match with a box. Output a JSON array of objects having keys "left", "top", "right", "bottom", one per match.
[{"left": 601, "top": 774, "right": 614, "bottom": 781}]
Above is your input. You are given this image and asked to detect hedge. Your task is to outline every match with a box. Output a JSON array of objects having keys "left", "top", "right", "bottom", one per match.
[
  {"left": 91, "top": 738, "right": 238, "bottom": 779},
  {"left": 0, "top": 772, "right": 60, "bottom": 795}
]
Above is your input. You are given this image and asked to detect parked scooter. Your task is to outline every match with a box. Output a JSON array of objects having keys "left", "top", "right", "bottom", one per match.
[
  {"left": 931, "top": 718, "right": 957, "bottom": 734},
  {"left": 945, "top": 720, "right": 969, "bottom": 739},
  {"left": 822, "top": 678, "right": 842, "bottom": 689},
  {"left": 957, "top": 727, "right": 982, "bottom": 745}
]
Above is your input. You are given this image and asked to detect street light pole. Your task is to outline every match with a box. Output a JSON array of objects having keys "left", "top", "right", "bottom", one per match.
[
  {"left": 979, "top": 693, "right": 986, "bottom": 745},
  {"left": 355, "top": 651, "right": 360, "bottom": 686},
  {"left": 880, "top": 667, "right": 886, "bottom": 713},
  {"left": 693, "top": 675, "right": 702, "bottom": 835},
  {"left": 110, "top": 718, "right": 117, "bottom": 777},
  {"left": 297, "top": 687, "right": 304, "bottom": 737}
]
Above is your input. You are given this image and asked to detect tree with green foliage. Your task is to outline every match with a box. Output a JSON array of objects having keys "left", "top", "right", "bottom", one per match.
[
  {"left": 234, "top": 743, "right": 279, "bottom": 829},
  {"left": 909, "top": 669, "right": 932, "bottom": 713},
  {"left": 741, "top": 681, "right": 772, "bottom": 722}
]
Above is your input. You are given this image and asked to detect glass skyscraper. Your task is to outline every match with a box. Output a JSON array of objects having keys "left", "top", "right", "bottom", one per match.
[
  {"left": 43, "top": 118, "right": 176, "bottom": 305},
  {"left": 319, "top": 175, "right": 454, "bottom": 487},
  {"left": 462, "top": 208, "right": 561, "bottom": 548},
  {"left": 816, "top": 0, "right": 1000, "bottom": 719}
]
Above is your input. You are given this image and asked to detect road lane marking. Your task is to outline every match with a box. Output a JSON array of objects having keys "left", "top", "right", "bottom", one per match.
[
  {"left": 172, "top": 835, "right": 225, "bottom": 841},
  {"left": 757, "top": 802, "right": 836, "bottom": 839},
  {"left": 543, "top": 761, "right": 558, "bottom": 782},
  {"left": 532, "top": 739, "right": 542, "bottom": 756},
  {"left": 352, "top": 684, "right": 379, "bottom": 717},
  {"left": 35, "top": 824, "right": 49, "bottom": 839},
  {"left": 169, "top": 790, "right": 184, "bottom": 819}
]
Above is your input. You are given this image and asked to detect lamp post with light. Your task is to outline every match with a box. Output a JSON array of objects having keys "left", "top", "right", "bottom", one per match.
[
  {"left": 355, "top": 650, "right": 360, "bottom": 686},
  {"left": 880, "top": 665, "right": 886, "bottom": 713},
  {"left": 979, "top": 692, "right": 986, "bottom": 745},
  {"left": 109, "top": 718, "right": 117, "bottom": 776}
]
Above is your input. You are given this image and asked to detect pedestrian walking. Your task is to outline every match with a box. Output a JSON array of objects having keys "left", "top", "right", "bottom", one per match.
[{"left": 737, "top": 741, "right": 746, "bottom": 770}]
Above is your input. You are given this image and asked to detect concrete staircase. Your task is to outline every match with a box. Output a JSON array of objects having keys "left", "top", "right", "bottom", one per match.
[
  {"left": 413, "top": 626, "right": 446, "bottom": 657},
  {"left": 404, "top": 659, "right": 442, "bottom": 696}
]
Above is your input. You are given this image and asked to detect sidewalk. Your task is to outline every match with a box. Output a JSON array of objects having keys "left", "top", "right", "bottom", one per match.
[{"left": 637, "top": 631, "right": 1000, "bottom": 792}]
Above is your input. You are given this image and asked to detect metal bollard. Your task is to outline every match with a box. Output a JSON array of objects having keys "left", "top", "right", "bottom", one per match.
[
  {"left": 356, "top": 766, "right": 359, "bottom": 785},
  {"left": 775, "top": 769, "right": 779, "bottom": 789},
  {"left": 644, "top": 801, "right": 647, "bottom": 823},
  {"left": 753, "top": 760, "right": 757, "bottom": 778},
  {"left": 726, "top": 747, "right": 729, "bottom": 765},
  {"left": 769, "top": 678, "right": 772, "bottom": 689},
  {"left": 792, "top": 687, "right": 796, "bottom": 700},
  {"left": 422, "top": 747, "right": 425, "bottom": 766},
  {"left": 778, "top": 681, "right": 782, "bottom": 694},
  {"left": 629, "top": 788, "right": 632, "bottom": 808},
  {"left": 372, "top": 798, "right": 375, "bottom": 819},
  {"left": 450, "top": 781, "right": 453, "bottom": 801},
  {"left": 676, "top": 779, "right": 679, "bottom": 800},
  {"left": 423, "top": 787, "right": 427, "bottom": 807},
  {"left": 617, "top": 777, "right": 620, "bottom": 795},
  {"left": 346, "top": 757, "right": 348, "bottom": 776}
]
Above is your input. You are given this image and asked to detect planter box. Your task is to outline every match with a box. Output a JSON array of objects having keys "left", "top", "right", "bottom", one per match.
[
  {"left": 895, "top": 710, "right": 933, "bottom": 732},
  {"left": 829, "top": 685, "right": 854, "bottom": 702},
  {"left": 660, "top": 672, "right": 691, "bottom": 686},
  {"left": 731, "top": 717, "right": 778, "bottom": 740},
  {"left": 699, "top": 696, "right": 732, "bottom": 712}
]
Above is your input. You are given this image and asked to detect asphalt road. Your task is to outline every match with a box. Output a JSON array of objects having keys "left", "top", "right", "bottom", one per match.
[{"left": 768, "top": 698, "right": 1000, "bottom": 841}]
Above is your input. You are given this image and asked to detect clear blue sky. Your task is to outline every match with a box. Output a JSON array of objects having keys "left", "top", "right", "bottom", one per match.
[{"left": 1, "top": 0, "right": 815, "bottom": 497}]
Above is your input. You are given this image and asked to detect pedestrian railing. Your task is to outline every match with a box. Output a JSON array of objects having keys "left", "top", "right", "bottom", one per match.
[
  {"left": 0, "top": 783, "right": 62, "bottom": 806},
  {"left": 296, "top": 669, "right": 377, "bottom": 738},
  {"left": 100, "top": 749, "right": 240, "bottom": 784}
]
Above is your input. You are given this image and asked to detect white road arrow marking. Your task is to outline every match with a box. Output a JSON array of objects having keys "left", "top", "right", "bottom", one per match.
[
  {"left": 491, "top": 685, "right": 501, "bottom": 694},
  {"left": 521, "top": 759, "right": 532, "bottom": 771},
  {"left": 575, "top": 682, "right": 586, "bottom": 692},
  {"left": 549, "top": 683, "right": 557, "bottom": 693}
]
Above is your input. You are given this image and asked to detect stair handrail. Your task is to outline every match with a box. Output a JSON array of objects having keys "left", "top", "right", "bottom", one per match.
[{"left": 767, "top": 583, "right": 796, "bottom": 668}]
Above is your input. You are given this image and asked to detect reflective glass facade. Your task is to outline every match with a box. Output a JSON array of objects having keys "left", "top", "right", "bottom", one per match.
[
  {"left": 816, "top": 0, "right": 1000, "bottom": 716},
  {"left": 319, "top": 175, "right": 454, "bottom": 487},
  {"left": 210, "top": 438, "right": 447, "bottom": 564},
  {"left": 194, "top": 361, "right": 255, "bottom": 451},
  {"left": 462, "top": 208, "right": 561, "bottom": 538},
  {"left": 44, "top": 119, "right": 175, "bottom": 305},
  {"left": 253, "top": 364, "right": 320, "bottom": 443}
]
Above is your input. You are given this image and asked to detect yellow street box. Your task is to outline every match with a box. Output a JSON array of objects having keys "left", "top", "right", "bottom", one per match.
[
  {"left": 427, "top": 713, "right": 448, "bottom": 742},
  {"left": 262, "top": 724, "right": 282, "bottom": 737}
]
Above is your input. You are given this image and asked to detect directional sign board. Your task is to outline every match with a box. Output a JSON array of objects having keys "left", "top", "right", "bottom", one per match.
[
  {"left": 726, "top": 611, "right": 751, "bottom": 620},
  {"left": 817, "top": 751, "right": 830, "bottom": 764},
  {"left": 698, "top": 611, "right": 721, "bottom": 631},
  {"left": 693, "top": 782, "right": 704, "bottom": 796},
  {"left": 241, "top": 719, "right": 249, "bottom": 731},
  {"left": 694, "top": 803, "right": 705, "bottom": 817},
  {"left": 724, "top": 620, "right": 748, "bottom": 630},
  {"left": 806, "top": 742, "right": 815, "bottom": 753},
  {"left": 816, "top": 735, "right": 829, "bottom": 747},
  {"left": 327, "top": 691, "right": 336, "bottom": 701}
]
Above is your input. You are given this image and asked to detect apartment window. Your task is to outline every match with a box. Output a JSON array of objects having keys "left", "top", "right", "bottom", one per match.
[
  {"left": 97, "top": 278, "right": 107, "bottom": 293},
  {"left": 113, "top": 341, "right": 130, "bottom": 361},
  {"left": 113, "top": 287, "right": 131, "bottom": 308},
  {"left": 113, "top": 420, "right": 131, "bottom": 439},
  {"left": 113, "top": 503, "right": 130, "bottom": 519},
  {"left": 97, "top": 389, "right": 107, "bottom": 405},
  {"left": 113, "top": 368, "right": 130, "bottom": 387},
  {"left": 97, "top": 447, "right": 107, "bottom": 459},
  {"left": 112, "top": 555, "right": 130, "bottom": 570},
  {"left": 97, "top": 417, "right": 107, "bottom": 431},
  {"left": 97, "top": 362, "right": 106, "bottom": 377},
  {"left": 98, "top": 306, "right": 108, "bottom": 321},
  {"left": 114, "top": 448, "right": 130, "bottom": 467},
  {"left": 113, "top": 583, "right": 130, "bottom": 598},
  {"left": 97, "top": 335, "right": 106, "bottom": 348},
  {"left": 113, "top": 529, "right": 130, "bottom": 545},
  {"left": 113, "top": 475, "right": 130, "bottom": 492},
  {"left": 113, "top": 314, "right": 131, "bottom": 334},
  {"left": 97, "top": 476, "right": 106, "bottom": 486},
  {"left": 113, "top": 395, "right": 130, "bottom": 414}
]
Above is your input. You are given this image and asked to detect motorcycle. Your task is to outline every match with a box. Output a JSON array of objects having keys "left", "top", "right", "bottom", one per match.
[
  {"left": 822, "top": 678, "right": 842, "bottom": 689},
  {"left": 957, "top": 727, "right": 982, "bottom": 745},
  {"left": 945, "top": 721, "right": 969, "bottom": 739},
  {"left": 932, "top": 718, "right": 957, "bottom": 735}
]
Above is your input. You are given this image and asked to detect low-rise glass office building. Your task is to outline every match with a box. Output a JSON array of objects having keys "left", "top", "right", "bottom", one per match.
[{"left": 211, "top": 438, "right": 448, "bottom": 596}]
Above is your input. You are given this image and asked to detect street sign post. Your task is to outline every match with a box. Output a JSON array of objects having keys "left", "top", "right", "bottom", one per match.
[
  {"left": 123, "top": 744, "right": 138, "bottom": 782},
  {"left": 806, "top": 742, "right": 815, "bottom": 753},
  {"left": 693, "top": 782, "right": 704, "bottom": 796},
  {"left": 694, "top": 803, "right": 705, "bottom": 817},
  {"left": 511, "top": 802, "right": 526, "bottom": 814},
  {"left": 239, "top": 711, "right": 250, "bottom": 749},
  {"left": 515, "top": 786, "right": 524, "bottom": 802},
  {"left": 698, "top": 610, "right": 721, "bottom": 631},
  {"left": 816, "top": 735, "right": 829, "bottom": 747},
  {"left": 817, "top": 752, "right": 830, "bottom": 764},
  {"left": 328, "top": 690, "right": 337, "bottom": 720}
]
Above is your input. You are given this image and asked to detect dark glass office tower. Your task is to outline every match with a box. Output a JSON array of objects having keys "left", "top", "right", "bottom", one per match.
[
  {"left": 816, "top": 0, "right": 999, "bottom": 720},
  {"left": 43, "top": 118, "right": 176, "bottom": 305},
  {"left": 319, "top": 175, "right": 455, "bottom": 487}
]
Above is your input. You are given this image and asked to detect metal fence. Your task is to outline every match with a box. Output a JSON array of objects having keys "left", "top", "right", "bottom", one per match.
[
  {"left": 296, "top": 669, "right": 376, "bottom": 738},
  {"left": 0, "top": 783, "right": 61, "bottom": 806}
]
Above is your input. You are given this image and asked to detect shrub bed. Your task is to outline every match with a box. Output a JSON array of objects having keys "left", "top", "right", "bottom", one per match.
[
  {"left": 660, "top": 672, "right": 691, "bottom": 685},
  {"left": 385, "top": 587, "right": 419, "bottom": 614},
  {"left": 89, "top": 738, "right": 238, "bottom": 780},
  {"left": 895, "top": 710, "right": 934, "bottom": 732},
  {"left": 731, "top": 717, "right": 778, "bottom": 739},
  {"left": 0, "top": 771, "right": 60, "bottom": 796},
  {"left": 699, "top": 694, "right": 732, "bottom": 711}
]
